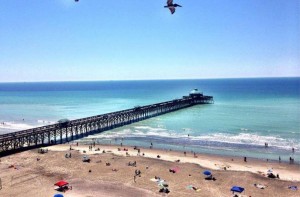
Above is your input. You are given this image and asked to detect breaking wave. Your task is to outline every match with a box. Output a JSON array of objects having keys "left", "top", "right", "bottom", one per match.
[{"left": 89, "top": 125, "right": 299, "bottom": 150}]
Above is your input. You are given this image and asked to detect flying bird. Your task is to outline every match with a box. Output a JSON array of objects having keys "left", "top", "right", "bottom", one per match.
[{"left": 164, "top": 0, "right": 182, "bottom": 14}]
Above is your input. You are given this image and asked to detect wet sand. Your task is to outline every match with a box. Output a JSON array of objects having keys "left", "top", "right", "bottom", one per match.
[{"left": 0, "top": 144, "right": 299, "bottom": 197}]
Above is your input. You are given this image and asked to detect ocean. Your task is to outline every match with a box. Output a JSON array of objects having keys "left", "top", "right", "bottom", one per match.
[{"left": 0, "top": 78, "right": 299, "bottom": 162}]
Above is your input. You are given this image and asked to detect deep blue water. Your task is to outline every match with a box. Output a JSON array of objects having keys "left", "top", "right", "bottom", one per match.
[{"left": 0, "top": 78, "right": 299, "bottom": 162}]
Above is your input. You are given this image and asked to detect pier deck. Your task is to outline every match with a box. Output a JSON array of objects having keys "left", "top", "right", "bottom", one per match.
[{"left": 0, "top": 90, "right": 213, "bottom": 156}]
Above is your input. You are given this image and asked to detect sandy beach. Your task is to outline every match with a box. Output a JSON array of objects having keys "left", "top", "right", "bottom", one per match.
[{"left": 0, "top": 144, "right": 299, "bottom": 197}]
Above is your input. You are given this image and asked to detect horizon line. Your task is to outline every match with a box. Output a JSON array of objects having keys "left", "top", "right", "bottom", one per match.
[{"left": 0, "top": 76, "right": 299, "bottom": 83}]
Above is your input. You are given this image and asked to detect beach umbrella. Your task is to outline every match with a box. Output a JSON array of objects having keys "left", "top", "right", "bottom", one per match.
[
  {"left": 54, "top": 194, "right": 64, "bottom": 197},
  {"left": 203, "top": 170, "right": 212, "bottom": 176},
  {"left": 231, "top": 186, "right": 245, "bottom": 193},
  {"left": 54, "top": 180, "right": 68, "bottom": 187}
]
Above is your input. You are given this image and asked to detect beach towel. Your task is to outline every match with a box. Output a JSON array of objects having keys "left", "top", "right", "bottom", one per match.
[
  {"left": 186, "top": 185, "right": 201, "bottom": 192},
  {"left": 150, "top": 178, "right": 166, "bottom": 185},
  {"left": 254, "top": 183, "right": 267, "bottom": 189},
  {"left": 158, "top": 180, "right": 167, "bottom": 185},
  {"left": 158, "top": 182, "right": 168, "bottom": 188},
  {"left": 171, "top": 166, "right": 180, "bottom": 173}
]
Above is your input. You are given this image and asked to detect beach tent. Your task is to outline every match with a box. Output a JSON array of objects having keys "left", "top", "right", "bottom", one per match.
[
  {"left": 54, "top": 180, "right": 69, "bottom": 187},
  {"left": 203, "top": 170, "right": 212, "bottom": 176},
  {"left": 54, "top": 194, "right": 64, "bottom": 197},
  {"left": 231, "top": 186, "right": 245, "bottom": 193}
]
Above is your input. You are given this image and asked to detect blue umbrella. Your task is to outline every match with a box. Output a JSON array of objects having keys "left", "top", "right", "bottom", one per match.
[
  {"left": 54, "top": 194, "right": 64, "bottom": 197},
  {"left": 203, "top": 170, "right": 212, "bottom": 176},
  {"left": 231, "top": 186, "right": 245, "bottom": 193}
]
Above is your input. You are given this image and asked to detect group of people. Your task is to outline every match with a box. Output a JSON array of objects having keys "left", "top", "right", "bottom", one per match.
[
  {"left": 133, "top": 169, "right": 142, "bottom": 182},
  {"left": 128, "top": 161, "right": 137, "bottom": 167},
  {"left": 65, "top": 152, "right": 72, "bottom": 158},
  {"left": 38, "top": 148, "right": 48, "bottom": 154},
  {"left": 265, "top": 142, "right": 296, "bottom": 164}
]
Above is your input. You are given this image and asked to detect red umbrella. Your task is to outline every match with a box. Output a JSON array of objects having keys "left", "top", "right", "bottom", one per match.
[{"left": 54, "top": 180, "right": 69, "bottom": 187}]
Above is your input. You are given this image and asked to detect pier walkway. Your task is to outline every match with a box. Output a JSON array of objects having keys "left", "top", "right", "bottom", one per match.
[{"left": 0, "top": 90, "right": 213, "bottom": 156}]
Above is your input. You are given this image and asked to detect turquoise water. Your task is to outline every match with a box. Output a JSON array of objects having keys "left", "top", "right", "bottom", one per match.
[{"left": 0, "top": 78, "right": 299, "bottom": 162}]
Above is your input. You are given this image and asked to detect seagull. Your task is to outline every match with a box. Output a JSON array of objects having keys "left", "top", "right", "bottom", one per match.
[{"left": 164, "top": 0, "right": 182, "bottom": 14}]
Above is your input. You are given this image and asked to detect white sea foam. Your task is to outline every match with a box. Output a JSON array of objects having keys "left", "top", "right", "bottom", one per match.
[
  {"left": 0, "top": 119, "right": 55, "bottom": 132},
  {"left": 0, "top": 122, "right": 35, "bottom": 131},
  {"left": 192, "top": 133, "right": 299, "bottom": 149},
  {"left": 88, "top": 125, "right": 299, "bottom": 150},
  {"left": 37, "top": 119, "right": 56, "bottom": 124}
]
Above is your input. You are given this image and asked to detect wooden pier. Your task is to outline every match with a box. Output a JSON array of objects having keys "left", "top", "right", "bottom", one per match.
[{"left": 0, "top": 90, "right": 213, "bottom": 156}]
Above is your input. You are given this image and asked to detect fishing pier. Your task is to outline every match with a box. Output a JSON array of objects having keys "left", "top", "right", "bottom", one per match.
[{"left": 0, "top": 90, "right": 213, "bottom": 156}]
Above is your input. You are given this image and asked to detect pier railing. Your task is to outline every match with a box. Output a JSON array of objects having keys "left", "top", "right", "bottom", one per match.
[{"left": 0, "top": 92, "right": 213, "bottom": 156}]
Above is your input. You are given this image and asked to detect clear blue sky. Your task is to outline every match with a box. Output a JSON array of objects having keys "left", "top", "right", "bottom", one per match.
[{"left": 0, "top": 0, "right": 299, "bottom": 82}]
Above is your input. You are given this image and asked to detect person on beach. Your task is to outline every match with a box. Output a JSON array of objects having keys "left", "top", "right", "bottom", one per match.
[
  {"left": 292, "top": 147, "right": 295, "bottom": 153},
  {"left": 290, "top": 157, "right": 294, "bottom": 164},
  {"left": 265, "top": 142, "right": 268, "bottom": 148},
  {"left": 244, "top": 157, "right": 247, "bottom": 162},
  {"left": 279, "top": 156, "right": 281, "bottom": 163}
]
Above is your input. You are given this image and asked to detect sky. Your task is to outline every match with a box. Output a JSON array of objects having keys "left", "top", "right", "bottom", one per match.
[{"left": 0, "top": 0, "right": 299, "bottom": 82}]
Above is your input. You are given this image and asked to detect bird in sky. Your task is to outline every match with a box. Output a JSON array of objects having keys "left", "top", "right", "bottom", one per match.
[{"left": 164, "top": 0, "right": 182, "bottom": 14}]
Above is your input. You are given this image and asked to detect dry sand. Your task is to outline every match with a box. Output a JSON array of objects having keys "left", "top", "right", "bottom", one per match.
[{"left": 0, "top": 144, "right": 299, "bottom": 197}]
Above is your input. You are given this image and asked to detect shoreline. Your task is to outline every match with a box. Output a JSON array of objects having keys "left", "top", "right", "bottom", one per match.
[
  {"left": 48, "top": 143, "right": 300, "bottom": 182},
  {"left": 80, "top": 140, "right": 299, "bottom": 165}
]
